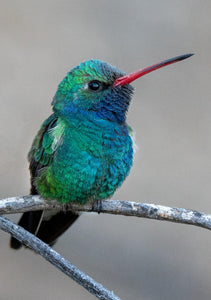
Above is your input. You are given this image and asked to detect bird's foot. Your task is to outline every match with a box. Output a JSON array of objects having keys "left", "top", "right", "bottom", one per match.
[
  {"left": 62, "top": 203, "right": 72, "bottom": 212},
  {"left": 97, "top": 200, "right": 102, "bottom": 214},
  {"left": 91, "top": 200, "right": 102, "bottom": 214}
]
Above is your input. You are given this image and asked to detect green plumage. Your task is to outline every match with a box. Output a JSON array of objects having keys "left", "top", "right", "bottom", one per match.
[
  {"left": 11, "top": 59, "right": 134, "bottom": 249},
  {"left": 29, "top": 113, "right": 133, "bottom": 204},
  {"left": 28, "top": 60, "right": 134, "bottom": 204}
]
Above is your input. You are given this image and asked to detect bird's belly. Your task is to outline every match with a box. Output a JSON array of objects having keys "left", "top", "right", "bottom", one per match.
[{"left": 36, "top": 129, "right": 133, "bottom": 204}]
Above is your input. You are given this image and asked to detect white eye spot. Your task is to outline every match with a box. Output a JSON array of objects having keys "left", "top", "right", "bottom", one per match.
[{"left": 84, "top": 83, "right": 89, "bottom": 90}]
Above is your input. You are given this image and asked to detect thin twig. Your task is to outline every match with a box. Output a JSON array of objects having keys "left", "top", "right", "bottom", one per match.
[
  {"left": 0, "top": 216, "right": 120, "bottom": 300},
  {"left": 0, "top": 195, "right": 211, "bottom": 230}
]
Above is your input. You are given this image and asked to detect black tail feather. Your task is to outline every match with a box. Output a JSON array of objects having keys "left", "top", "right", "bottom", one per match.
[
  {"left": 36, "top": 210, "right": 79, "bottom": 246},
  {"left": 10, "top": 211, "right": 43, "bottom": 249},
  {"left": 10, "top": 210, "right": 79, "bottom": 249}
]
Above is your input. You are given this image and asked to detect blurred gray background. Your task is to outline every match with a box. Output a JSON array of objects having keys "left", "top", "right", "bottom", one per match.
[{"left": 0, "top": 0, "right": 210, "bottom": 299}]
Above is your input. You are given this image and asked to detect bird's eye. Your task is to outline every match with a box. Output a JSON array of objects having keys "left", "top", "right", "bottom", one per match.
[{"left": 88, "top": 80, "right": 102, "bottom": 91}]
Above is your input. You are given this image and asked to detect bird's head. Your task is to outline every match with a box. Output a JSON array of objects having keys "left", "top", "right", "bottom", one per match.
[{"left": 52, "top": 54, "right": 193, "bottom": 124}]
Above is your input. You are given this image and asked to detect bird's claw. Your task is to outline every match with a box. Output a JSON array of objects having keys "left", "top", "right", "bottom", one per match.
[
  {"left": 97, "top": 200, "right": 102, "bottom": 214},
  {"left": 91, "top": 200, "right": 102, "bottom": 214}
]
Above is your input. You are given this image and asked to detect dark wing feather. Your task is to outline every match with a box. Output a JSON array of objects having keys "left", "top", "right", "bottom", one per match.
[{"left": 10, "top": 114, "right": 79, "bottom": 249}]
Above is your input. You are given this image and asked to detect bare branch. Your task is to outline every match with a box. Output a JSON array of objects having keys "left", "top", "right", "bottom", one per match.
[
  {"left": 0, "top": 196, "right": 210, "bottom": 299},
  {"left": 0, "top": 216, "right": 120, "bottom": 300},
  {"left": 0, "top": 195, "right": 211, "bottom": 230}
]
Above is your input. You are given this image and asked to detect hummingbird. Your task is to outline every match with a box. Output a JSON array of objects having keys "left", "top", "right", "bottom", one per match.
[{"left": 10, "top": 53, "right": 193, "bottom": 249}]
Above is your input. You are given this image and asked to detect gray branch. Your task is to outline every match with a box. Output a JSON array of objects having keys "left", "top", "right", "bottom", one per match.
[
  {"left": 0, "top": 215, "right": 120, "bottom": 300},
  {"left": 0, "top": 195, "right": 211, "bottom": 230},
  {"left": 0, "top": 196, "right": 210, "bottom": 300}
]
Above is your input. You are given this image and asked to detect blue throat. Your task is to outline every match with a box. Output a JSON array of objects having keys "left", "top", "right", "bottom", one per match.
[{"left": 54, "top": 85, "right": 134, "bottom": 124}]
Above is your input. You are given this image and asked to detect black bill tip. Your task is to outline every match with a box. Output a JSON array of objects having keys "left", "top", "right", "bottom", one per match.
[{"left": 176, "top": 53, "right": 194, "bottom": 61}]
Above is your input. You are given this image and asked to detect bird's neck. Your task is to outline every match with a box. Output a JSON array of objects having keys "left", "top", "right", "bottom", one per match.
[
  {"left": 90, "top": 101, "right": 127, "bottom": 124},
  {"left": 54, "top": 105, "right": 128, "bottom": 136},
  {"left": 54, "top": 102, "right": 127, "bottom": 125}
]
